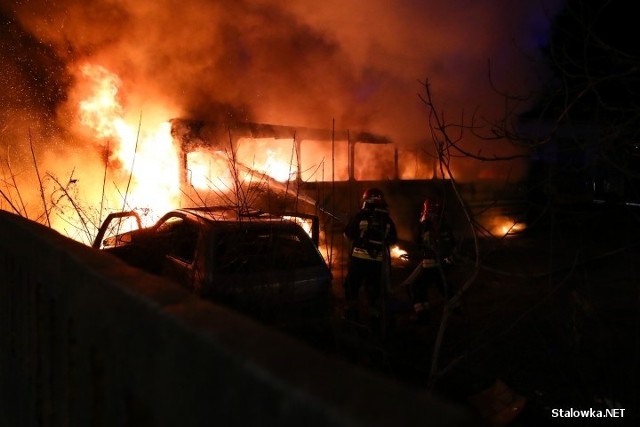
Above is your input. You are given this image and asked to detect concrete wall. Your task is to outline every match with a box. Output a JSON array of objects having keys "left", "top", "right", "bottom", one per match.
[{"left": 0, "top": 210, "right": 474, "bottom": 427}]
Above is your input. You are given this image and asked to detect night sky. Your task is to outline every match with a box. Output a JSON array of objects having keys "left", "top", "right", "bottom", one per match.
[{"left": 1, "top": 1, "right": 565, "bottom": 178}]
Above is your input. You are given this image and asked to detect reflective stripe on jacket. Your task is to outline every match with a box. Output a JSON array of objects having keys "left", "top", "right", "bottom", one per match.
[{"left": 351, "top": 246, "right": 385, "bottom": 261}]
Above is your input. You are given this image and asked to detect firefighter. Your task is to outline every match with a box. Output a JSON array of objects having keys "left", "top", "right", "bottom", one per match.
[
  {"left": 343, "top": 188, "right": 398, "bottom": 327},
  {"left": 402, "top": 193, "right": 457, "bottom": 323}
]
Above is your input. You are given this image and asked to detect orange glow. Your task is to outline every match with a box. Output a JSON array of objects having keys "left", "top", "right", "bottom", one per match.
[
  {"left": 489, "top": 216, "right": 526, "bottom": 237},
  {"left": 71, "top": 63, "right": 524, "bottom": 249},
  {"left": 263, "top": 148, "right": 295, "bottom": 182},
  {"left": 187, "top": 149, "right": 234, "bottom": 191},
  {"left": 282, "top": 215, "right": 314, "bottom": 236},
  {"left": 298, "top": 139, "right": 349, "bottom": 182},
  {"left": 390, "top": 244, "right": 409, "bottom": 260},
  {"left": 397, "top": 149, "right": 435, "bottom": 180},
  {"left": 78, "top": 64, "right": 180, "bottom": 225},
  {"left": 354, "top": 144, "right": 395, "bottom": 180},
  {"left": 79, "top": 65, "right": 123, "bottom": 139},
  {"left": 236, "top": 138, "right": 298, "bottom": 182},
  {"left": 186, "top": 138, "right": 303, "bottom": 194}
]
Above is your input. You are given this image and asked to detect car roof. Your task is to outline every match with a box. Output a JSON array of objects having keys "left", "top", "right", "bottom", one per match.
[
  {"left": 163, "top": 206, "right": 322, "bottom": 246},
  {"left": 176, "top": 206, "right": 263, "bottom": 221},
  {"left": 170, "top": 206, "right": 308, "bottom": 227}
]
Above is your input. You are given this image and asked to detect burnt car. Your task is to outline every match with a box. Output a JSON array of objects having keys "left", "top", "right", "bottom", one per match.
[{"left": 92, "top": 206, "right": 332, "bottom": 329}]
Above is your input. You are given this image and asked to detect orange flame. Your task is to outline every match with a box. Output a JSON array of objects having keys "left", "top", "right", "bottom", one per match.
[
  {"left": 79, "top": 65, "right": 123, "bottom": 139},
  {"left": 489, "top": 216, "right": 526, "bottom": 237},
  {"left": 187, "top": 149, "right": 235, "bottom": 191},
  {"left": 78, "top": 64, "right": 180, "bottom": 224},
  {"left": 236, "top": 137, "right": 298, "bottom": 183},
  {"left": 390, "top": 244, "right": 409, "bottom": 260}
]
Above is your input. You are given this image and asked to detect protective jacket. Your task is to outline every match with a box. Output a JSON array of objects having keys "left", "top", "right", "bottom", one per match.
[
  {"left": 344, "top": 206, "right": 398, "bottom": 262},
  {"left": 418, "top": 217, "right": 455, "bottom": 268}
]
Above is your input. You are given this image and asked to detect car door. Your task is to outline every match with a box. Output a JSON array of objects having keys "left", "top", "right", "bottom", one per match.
[
  {"left": 94, "top": 211, "right": 192, "bottom": 276},
  {"left": 93, "top": 211, "right": 156, "bottom": 270},
  {"left": 160, "top": 216, "right": 201, "bottom": 291},
  {"left": 92, "top": 211, "right": 143, "bottom": 250}
]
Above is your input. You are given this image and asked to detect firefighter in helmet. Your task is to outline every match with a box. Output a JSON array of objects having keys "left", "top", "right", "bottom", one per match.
[
  {"left": 343, "top": 188, "right": 398, "bottom": 325},
  {"left": 402, "top": 193, "right": 457, "bottom": 323}
]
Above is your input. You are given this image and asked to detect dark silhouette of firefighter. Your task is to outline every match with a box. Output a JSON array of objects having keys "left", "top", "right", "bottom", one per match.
[
  {"left": 343, "top": 188, "right": 398, "bottom": 325},
  {"left": 402, "top": 193, "right": 457, "bottom": 323}
]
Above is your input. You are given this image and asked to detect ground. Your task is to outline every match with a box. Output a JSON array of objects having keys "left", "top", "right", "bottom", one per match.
[{"left": 317, "top": 202, "right": 639, "bottom": 426}]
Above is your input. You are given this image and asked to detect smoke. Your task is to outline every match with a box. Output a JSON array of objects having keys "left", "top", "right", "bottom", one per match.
[{"left": 0, "top": 0, "right": 565, "bottom": 209}]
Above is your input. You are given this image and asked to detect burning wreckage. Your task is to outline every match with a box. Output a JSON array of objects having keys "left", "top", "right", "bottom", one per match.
[
  {"left": 93, "top": 205, "right": 332, "bottom": 332},
  {"left": 167, "top": 119, "right": 527, "bottom": 238},
  {"left": 93, "top": 118, "right": 525, "bottom": 334},
  {"left": 168, "top": 118, "right": 393, "bottom": 212},
  {"left": 92, "top": 119, "right": 396, "bottom": 332}
]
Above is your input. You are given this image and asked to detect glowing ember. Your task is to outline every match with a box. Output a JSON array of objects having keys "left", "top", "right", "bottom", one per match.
[
  {"left": 390, "top": 244, "right": 409, "bottom": 260},
  {"left": 490, "top": 216, "right": 526, "bottom": 237}
]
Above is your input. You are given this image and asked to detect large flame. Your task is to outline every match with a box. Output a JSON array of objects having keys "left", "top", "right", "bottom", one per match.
[
  {"left": 187, "top": 137, "right": 299, "bottom": 191},
  {"left": 74, "top": 64, "right": 526, "bottom": 247},
  {"left": 78, "top": 64, "right": 181, "bottom": 224},
  {"left": 235, "top": 137, "right": 298, "bottom": 183},
  {"left": 76, "top": 70, "right": 313, "bottom": 208}
]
